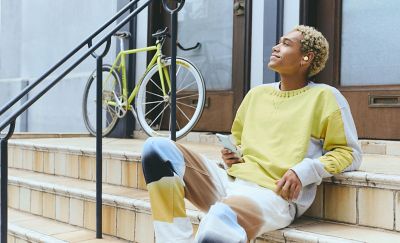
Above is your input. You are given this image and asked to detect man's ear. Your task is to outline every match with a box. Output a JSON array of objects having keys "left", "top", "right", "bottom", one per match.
[{"left": 301, "top": 52, "right": 315, "bottom": 66}]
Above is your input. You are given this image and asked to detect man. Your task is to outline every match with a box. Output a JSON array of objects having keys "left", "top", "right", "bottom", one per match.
[{"left": 141, "top": 25, "right": 362, "bottom": 243}]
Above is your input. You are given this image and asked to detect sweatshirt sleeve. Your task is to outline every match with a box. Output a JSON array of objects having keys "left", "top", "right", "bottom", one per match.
[{"left": 291, "top": 105, "right": 362, "bottom": 187}]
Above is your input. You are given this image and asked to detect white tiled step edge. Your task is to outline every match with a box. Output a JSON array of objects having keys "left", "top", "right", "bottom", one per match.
[
  {"left": 8, "top": 170, "right": 400, "bottom": 243},
  {"left": 8, "top": 209, "right": 126, "bottom": 243},
  {"left": 9, "top": 224, "right": 67, "bottom": 243}
]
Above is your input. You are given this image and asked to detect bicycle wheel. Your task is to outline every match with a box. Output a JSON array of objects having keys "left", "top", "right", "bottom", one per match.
[
  {"left": 136, "top": 57, "right": 206, "bottom": 140},
  {"left": 82, "top": 64, "right": 122, "bottom": 136}
]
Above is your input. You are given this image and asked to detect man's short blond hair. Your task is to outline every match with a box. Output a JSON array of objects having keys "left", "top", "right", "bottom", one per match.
[{"left": 295, "top": 25, "right": 329, "bottom": 77}]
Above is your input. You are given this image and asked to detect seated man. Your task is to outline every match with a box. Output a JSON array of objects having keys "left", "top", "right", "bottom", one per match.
[{"left": 141, "top": 25, "right": 362, "bottom": 243}]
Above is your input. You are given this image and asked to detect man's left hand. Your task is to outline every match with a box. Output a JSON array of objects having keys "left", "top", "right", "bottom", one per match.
[{"left": 275, "top": 169, "right": 302, "bottom": 201}]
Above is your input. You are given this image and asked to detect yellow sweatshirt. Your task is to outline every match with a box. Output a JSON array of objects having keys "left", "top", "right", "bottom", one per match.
[{"left": 228, "top": 82, "right": 362, "bottom": 215}]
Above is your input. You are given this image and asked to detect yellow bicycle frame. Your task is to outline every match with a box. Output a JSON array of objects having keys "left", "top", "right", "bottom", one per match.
[{"left": 104, "top": 40, "right": 171, "bottom": 109}]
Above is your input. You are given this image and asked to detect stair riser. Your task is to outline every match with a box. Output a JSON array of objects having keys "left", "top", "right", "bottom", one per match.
[
  {"left": 8, "top": 145, "right": 146, "bottom": 190},
  {"left": 305, "top": 183, "right": 400, "bottom": 231},
  {"left": 7, "top": 234, "right": 27, "bottom": 243}
]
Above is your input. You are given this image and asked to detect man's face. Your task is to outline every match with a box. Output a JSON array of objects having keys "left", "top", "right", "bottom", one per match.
[{"left": 268, "top": 30, "right": 304, "bottom": 75}]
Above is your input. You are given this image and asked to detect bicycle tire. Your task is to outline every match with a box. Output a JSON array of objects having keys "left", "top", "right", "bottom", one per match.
[
  {"left": 82, "top": 64, "right": 122, "bottom": 136},
  {"left": 136, "top": 57, "right": 206, "bottom": 140}
]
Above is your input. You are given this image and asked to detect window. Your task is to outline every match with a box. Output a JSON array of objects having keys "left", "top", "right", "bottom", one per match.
[{"left": 341, "top": 0, "right": 400, "bottom": 86}]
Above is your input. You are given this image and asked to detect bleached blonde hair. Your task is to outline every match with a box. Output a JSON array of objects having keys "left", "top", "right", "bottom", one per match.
[{"left": 295, "top": 25, "right": 329, "bottom": 77}]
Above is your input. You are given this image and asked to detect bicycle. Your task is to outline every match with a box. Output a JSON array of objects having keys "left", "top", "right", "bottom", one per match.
[{"left": 82, "top": 28, "right": 206, "bottom": 140}]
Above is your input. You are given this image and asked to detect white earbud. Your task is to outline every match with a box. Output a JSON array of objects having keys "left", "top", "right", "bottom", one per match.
[{"left": 303, "top": 56, "right": 309, "bottom": 61}]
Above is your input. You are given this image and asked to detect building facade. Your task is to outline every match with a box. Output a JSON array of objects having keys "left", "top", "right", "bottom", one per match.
[{"left": 1, "top": 0, "right": 399, "bottom": 140}]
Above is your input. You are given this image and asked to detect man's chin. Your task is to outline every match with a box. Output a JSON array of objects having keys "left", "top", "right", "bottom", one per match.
[{"left": 267, "top": 62, "right": 278, "bottom": 71}]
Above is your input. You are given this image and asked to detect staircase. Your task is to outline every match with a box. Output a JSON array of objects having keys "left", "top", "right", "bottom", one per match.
[{"left": 6, "top": 133, "right": 400, "bottom": 242}]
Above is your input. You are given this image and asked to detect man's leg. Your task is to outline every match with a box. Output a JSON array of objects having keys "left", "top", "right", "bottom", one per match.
[
  {"left": 210, "top": 180, "right": 296, "bottom": 241},
  {"left": 141, "top": 137, "right": 227, "bottom": 243}
]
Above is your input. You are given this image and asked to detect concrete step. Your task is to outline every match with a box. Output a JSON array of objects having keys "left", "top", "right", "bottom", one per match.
[
  {"left": 7, "top": 137, "right": 222, "bottom": 190},
  {"left": 8, "top": 208, "right": 127, "bottom": 243},
  {"left": 8, "top": 168, "right": 400, "bottom": 242},
  {"left": 7, "top": 137, "right": 400, "bottom": 231},
  {"left": 8, "top": 137, "right": 400, "bottom": 189}
]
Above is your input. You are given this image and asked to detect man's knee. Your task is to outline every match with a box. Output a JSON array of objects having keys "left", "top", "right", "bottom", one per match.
[{"left": 141, "top": 137, "right": 184, "bottom": 184}]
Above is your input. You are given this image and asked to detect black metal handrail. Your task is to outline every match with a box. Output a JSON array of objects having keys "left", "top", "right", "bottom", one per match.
[{"left": 0, "top": 0, "right": 185, "bottom": 241}]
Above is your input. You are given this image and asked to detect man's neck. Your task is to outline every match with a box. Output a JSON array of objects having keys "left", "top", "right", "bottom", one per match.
[{"left": 279, "top": 73, "right": 308, "bottom": 91}]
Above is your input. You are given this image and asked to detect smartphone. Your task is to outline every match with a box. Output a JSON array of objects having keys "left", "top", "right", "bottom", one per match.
[{"left": 216, "top": 133, "right": 242, "bottom": 157}]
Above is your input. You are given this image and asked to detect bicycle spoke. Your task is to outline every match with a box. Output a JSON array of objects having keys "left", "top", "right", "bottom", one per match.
[
  {"left": 149, "top": 104, "right": 169, "bottom": 128},
  {"left": 176, "top": 104, "right": 191, "bottom": 122},
  {"left": 176, "top": 93, "right": 199, "bottom": 100},
  {"left": 169, "top": 112, "right": 172, "bottom": 131},
  {"left": 150, "top": 78, "right": 164, "bottom": 93},
  {"left": 177, "top": 101, "right": 197, "bottom": 109},
  {"left": 143, "top": 100, "right": 164, "bottom": 105},
  {"left": 176, "top": 117, "right": 181, "bottom": 130},
  {"left": 177, "top": 68, "right": 191, "bottom": 90},
  {"left": 145, "top": 100, "right": 165, "bottom": 116},
  {"left": 104, "top": 112, "right": 111, "bottom": 127},
  {"left": 158, "top": 104, "right": 167, "bottom": 131},
  {"left": 146, "top": 91, "right": 164, "bottom": 99},
  {"left": 177, "top": 81, "right": 197, "bottom": 93},
  {"left": 176, "top": 65, "right": 182, "bottom": 77}
]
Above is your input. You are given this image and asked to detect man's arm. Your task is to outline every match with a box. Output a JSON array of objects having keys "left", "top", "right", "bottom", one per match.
[{"left": 291, "top": 106, "right": 362, "bottom": 187}]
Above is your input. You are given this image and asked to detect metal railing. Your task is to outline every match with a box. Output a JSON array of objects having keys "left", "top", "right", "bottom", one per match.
[{"left": 0, "top": 0, "right": 184, "bottom": 241}]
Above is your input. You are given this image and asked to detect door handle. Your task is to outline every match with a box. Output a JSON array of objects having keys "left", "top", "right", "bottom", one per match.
[{"left": 234, "top": 0, "right": 245, "bottom": 16}]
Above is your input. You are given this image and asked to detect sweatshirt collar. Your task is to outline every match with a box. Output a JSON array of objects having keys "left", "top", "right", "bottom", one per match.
[{"left": 270, "top": 81, "right": 313, "bottom": 97}]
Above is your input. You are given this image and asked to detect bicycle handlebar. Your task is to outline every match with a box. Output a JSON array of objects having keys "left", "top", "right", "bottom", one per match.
[{"left": 177, "top": 42, "right": 201, "bottom": 51}]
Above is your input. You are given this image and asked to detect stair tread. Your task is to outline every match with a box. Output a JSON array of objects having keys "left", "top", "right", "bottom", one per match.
[
  {"left": 9, "top": 209, "right": 127, "bottom": 242},
  {"left": 270, "top": 218, "right": 400, "bottom": 243},
  {"left": 9, "top": 168, "right": 400, "bottom": 242}
]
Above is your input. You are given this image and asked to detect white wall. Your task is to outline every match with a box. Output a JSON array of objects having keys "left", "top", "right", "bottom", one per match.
[
  {"left": 250, "top": 0, "right": 265, "bottom": 88},
  {"left": 250, "top": 0, "right": 300, "bottom": 88},
  {"left": 135, "top": 1, "right": 149, "bottom": 88},
  {"left": 283, "top": 0, "right": 300, "bottom": 34},
  {"left": 0, "top": 0, "right": 121, "bottom": 132}
]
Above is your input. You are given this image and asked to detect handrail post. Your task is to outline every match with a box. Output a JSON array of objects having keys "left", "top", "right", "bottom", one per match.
[
  {"left": 94, "top": 37, "right": 111, "bottom": 239},
  {"left": 0, "top": 139, "right": 8, "bottom": 243},
  {"left": 96, "top": 56, "right": 103, "bottom": 239},
  {"left": 0, "top": 122, "right": 15, "bottom": 243},
  {"left": 170, "top": 10, "right": 177, "bottom": 141},
  {"left": 163, "top": 0, "right": 185, "bottom": 141}
]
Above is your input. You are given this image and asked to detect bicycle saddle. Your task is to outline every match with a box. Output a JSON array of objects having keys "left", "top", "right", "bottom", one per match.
[
  {"left": 152, "top": 27, "right": 170, "bottom": 39},
  {"left": 113, "top": 31, "right": 131, "bottom": 38}
]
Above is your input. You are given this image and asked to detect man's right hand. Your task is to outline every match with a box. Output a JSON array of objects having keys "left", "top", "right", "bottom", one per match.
[{"left": 221, "top": 148, "right": 243, "bottom": 167}]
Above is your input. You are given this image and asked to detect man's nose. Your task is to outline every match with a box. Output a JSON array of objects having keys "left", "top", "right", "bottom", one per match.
[{"left": 272, "top": 44, "right": 279, "bottom": 52}]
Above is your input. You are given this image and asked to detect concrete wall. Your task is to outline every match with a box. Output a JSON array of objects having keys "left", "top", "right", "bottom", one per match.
[
  {"left": 0, "top": 0, "right": 128, "bottom": 132},
  {"left": 250, "top": 0, "right": 299, "bottom": 88}
]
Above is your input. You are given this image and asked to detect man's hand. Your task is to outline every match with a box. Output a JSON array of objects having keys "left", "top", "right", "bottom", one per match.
[
  {"left": 221, "top": 148, "right": 242, "bottom": 167},
  {"left": 275, "top": 169, "right": 302, "bottom": 201}
]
